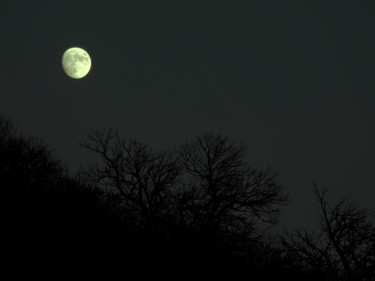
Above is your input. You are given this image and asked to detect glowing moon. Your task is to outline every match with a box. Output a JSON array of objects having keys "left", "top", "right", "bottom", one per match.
[{"left": 62, "top": 47, "right": 91, "bottom": 79}]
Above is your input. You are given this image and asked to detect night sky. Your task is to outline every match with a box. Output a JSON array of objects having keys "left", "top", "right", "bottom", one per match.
[{"left": 1, "top": 0, "right": 374, "bottom": 232}]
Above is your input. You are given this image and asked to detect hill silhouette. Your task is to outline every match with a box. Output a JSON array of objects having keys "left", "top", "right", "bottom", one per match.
[{"left": 1, "top": 115, "right": 373, "bottom": 280}]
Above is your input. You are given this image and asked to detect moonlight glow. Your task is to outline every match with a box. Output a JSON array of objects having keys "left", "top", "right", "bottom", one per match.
[{"left": 62, "top": 47, "right": 91, "bottom": 79}]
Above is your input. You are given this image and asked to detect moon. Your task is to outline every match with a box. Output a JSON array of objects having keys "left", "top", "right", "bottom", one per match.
[{"left": 62, "top": 47, "right": 91, "bottom": 79}]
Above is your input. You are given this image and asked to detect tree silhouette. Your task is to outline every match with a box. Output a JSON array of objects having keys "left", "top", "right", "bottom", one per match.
[
  {"left": 78, "top": 129, "right": 295, "bottom": 273},
  {"left": 175, "top": 132, "right": 289, "bottom": 245},
  {"left": 0, "top": 116, "right": 137, "bottom": 273},
  {"left": 0, "top": 116, "right": 64, "bottom": 200},
  {"left": 5, "top": 113, "right": 366, "bottom": 278},
  {"left": 280, "top": 183, "right": 375, "bottom": 281},
  {"left": 79, "top": 128, "right": 181, "bottom": 233}
]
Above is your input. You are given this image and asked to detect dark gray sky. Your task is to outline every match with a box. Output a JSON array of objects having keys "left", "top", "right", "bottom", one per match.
[{"left": 1, "top": 0, "right": 374, "bottom": 232}]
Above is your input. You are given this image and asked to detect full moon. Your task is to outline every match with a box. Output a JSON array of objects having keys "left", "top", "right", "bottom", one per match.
[{"left": 62, "top": 47, "right": 91, "bottom": 79}]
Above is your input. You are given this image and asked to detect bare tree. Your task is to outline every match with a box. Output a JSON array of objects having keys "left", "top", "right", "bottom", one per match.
[
  {"left": 79, "top": 128, "right": 181, "bottom": 232},
  {"left": 280, "top": 228, "right": 338, "bottom": 279},
  {"left": 280, "top": 183, "right": 375, "bottom": 281},
  {"left": 0, "top": 115, "right": 64, "bottom": 194},
  {"left": 176, "top": 132, "right": 289, "bottom": 241}
]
